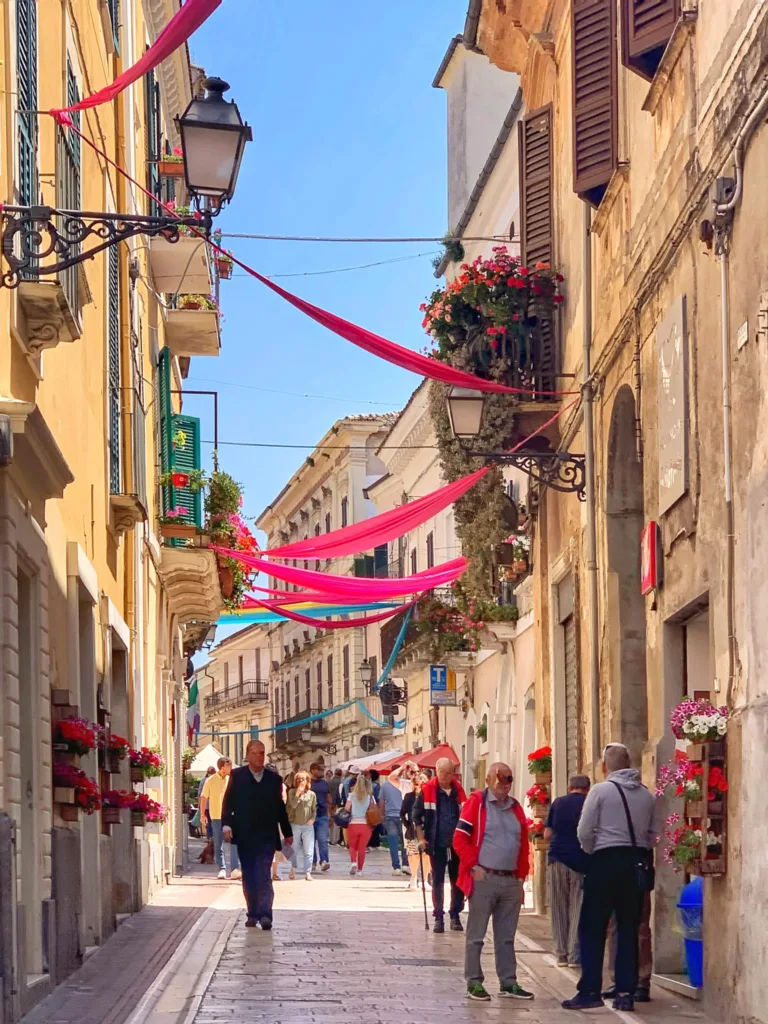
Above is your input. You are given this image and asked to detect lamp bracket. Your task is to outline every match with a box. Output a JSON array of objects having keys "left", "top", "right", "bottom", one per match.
[
  {"left": 464, "top": 448, "right": 587, "bottom": 499},
  {"left": 0, "top": 205, "right": 212, "bottom": 289}
]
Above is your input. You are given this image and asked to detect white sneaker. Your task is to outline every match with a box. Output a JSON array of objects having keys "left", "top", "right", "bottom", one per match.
[
  {"left": 392, "top": 868, "right": 402, "bottom": 877},
  {"left": 357, "top": 868, "right": 363, "bottom": 877},
  {"left": 305, "top": 872, "right": 312, "bottom": 881},
  {"left": 217, "top": 869, "right": 226, "bottom": 879},
  {"left": 349, "top": 864, "right": 357, "bottom": 876},
  {"left": 230, "top": 868, "right": 242, "bottom": 880},
  {"left": 321, "top": 861, "right": 330, "bottom": 872},
  {"left": 401, "top": 867, "right": 411, "bottom": 875}
]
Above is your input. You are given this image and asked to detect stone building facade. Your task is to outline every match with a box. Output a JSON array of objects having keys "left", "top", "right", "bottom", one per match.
[{"left": 459, "top": 0, "right": 768, "bottom": 1017}]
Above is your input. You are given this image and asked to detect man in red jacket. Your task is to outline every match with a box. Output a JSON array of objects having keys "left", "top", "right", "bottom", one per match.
[
  {"left": 414, "top": 757, "right": 467, "bottom": 933},
  {"left": 453, "top": 762, "right": 532, "bottom": 1002}
]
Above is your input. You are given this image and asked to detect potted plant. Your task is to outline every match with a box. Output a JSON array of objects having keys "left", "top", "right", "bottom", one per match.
[
  {"left": 145, "top": 800, "right": 168, "bottom": 834},
  {"left": 527, "top": 745, "right": 552, "bottom": 784},
  {"left": 159, "top": 469, "right": 207, "bottom": 492},
  {"left": 663, "top": 816, "right": 702, "bottom": 872},
  {"left": 101, "top": 732, "right": 130, "bottom": 774},
  {"left": 527, "top": 817, "right": 547, "bottom": 850},
  {"left": 670, "top": 699, "right": 728, "bottom": 759},
  {"left": 215, "top": 251, "right": 234, "bottom": 280},
  {"left": 158, "top": 147, "right": 185, "bottom": 178},
  {"left": 475, "top": 722, "right": 488, "bottom": 742},
  {"left": 526, "top": 782, "right": 550, "bottom": 819},
  {"left": 217, "top": 560, "right": 235, "bottom": 598},
  {"left": 177, "top": 293, "right": 218, "bottom": 313},
  {"left": 707, "top": 766, "right": 728, "bottom": 815},
  {"left": 101, "top": 789, "right": 130, "bottom": 825},
  {"left": 53, "top": 765, "right": 101, "bottom": 821},
  {"left": 205, "top": 471, "right": 258, "bottom": 609},
  {"left": 129, "top": 746, "right": 166, "bottom": 784},
  {"left": 129, "top": 792, "right": 153, "bottom": 827},
  {"left": 158, "top": 507, "right": 199, "bottom": 540},
  {"left": 53, "top": 716, "right": 97, "bottom": 767}
]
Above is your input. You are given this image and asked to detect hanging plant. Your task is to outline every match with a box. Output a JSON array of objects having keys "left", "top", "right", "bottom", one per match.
[
  {"left": 205, "top": 472, "right": 258, "bottom": 609},
  {"left": 215, "top": 251, "right": 234, "bottom": 280},
  {"left": 177, "top": 293, "right": 219, "bottom": 313},
  {"left": 159, "top": 147, "right": 185, "bottom": 177}
]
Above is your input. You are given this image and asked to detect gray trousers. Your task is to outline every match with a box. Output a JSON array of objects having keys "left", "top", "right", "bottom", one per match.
[
  {"left": 548, "top": 860, "right": 583, "bottom": 964},
  {"left": 465, "top": 875, "right": 524, "bottom": 987}
]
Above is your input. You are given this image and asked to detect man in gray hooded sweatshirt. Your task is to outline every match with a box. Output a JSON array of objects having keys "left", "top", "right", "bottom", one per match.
[{"left": 562, "top": 743, "right": 661, "bottom": 1013}]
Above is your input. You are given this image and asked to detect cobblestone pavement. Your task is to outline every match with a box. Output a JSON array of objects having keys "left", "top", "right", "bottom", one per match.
[{"left": 22, "top": 842, "right": 722, "bottom": 1024}]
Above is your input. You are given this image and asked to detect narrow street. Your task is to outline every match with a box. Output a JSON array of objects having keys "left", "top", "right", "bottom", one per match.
[{"left": 21, "top": 843, "right": 718, "bottom": 1024}]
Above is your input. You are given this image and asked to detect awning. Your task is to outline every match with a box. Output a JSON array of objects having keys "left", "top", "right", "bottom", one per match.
[
  {"left": 374, "top": 743, "right": 461, "bottom": 775},
  {"left": 338, "top": 749, "right": 405, "bottom": 772},
  {"left": 188, "top": 742, "right": 224, "bottom": 775}
]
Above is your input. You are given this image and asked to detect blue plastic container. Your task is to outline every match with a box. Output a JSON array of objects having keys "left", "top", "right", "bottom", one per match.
[{"left": 678, "top": 876, "right": 704, "bottom": 988}]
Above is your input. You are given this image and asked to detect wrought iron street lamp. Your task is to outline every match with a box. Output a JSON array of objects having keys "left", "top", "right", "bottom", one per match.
[
  {"left": 445, "top": 386, "right": 586, "bottom": 499},
  {"left": 0, "top": 76, "right": 251, "bottom": 289},
  {"left": 176, "top": 78, "right": 252, "bottom": 210},
  {"left": 359, "top": 658, "right": 374, "bottom": 691}
]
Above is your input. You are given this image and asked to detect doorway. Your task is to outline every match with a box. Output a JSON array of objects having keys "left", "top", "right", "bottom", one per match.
[{"left": 606, "top": 386, "right": 648, "bottom": 764}]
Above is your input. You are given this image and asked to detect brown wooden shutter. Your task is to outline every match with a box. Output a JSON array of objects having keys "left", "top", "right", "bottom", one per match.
[
  {"left": 571, "top": 0, "right": 618, "bottom": 208},
  {"left": 519, "top": 105, "right": 553, "bottom": 269},
  {"left": 519, "top": 106, "right": 557, "bottom": 391},
  {"left": 622, "top": 0, "right": 680, "bottom": 81}
]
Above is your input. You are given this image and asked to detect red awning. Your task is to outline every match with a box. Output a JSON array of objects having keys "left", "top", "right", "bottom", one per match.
[{"left": 416, "top": 743, "right": 460, "bottom": 769}]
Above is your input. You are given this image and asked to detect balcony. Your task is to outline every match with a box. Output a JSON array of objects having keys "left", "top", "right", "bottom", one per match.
[
  {"left": 149, "top": 234, "right": 213, "bottom": 295},
  {"left": 17, "top": 279, "right": 81, "bottom": 356},
  {"left": 156, "top": 546, "right": 224, "bottom": 638},
  {"left": 204, "top": 680, "right": 269, "bottom": 716},
  {"left": 163, "top": 305, "right": 221, "bottom": 358},
  {"left": 274, "top": 709, "right": 326, "bottom": 748}
]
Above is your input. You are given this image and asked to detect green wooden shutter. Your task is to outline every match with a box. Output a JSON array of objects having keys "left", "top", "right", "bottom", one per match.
[
  {"left": 169, "top": 414, "right": 202, "bottom": 529},
  {"left": 158, "top": 347, "right": 173, "bottom": 516},
  {"left": 145, "top": 67, "right": 161, "bottom": 215},
  {"left": 17, "top": 0, "right": 38, "bottom": 207},
  {"left": 108, "top": 245, "right": 121, "bottom": 493},
  {"left": 107, "top": 0, "right": 120, "bottom": 54}
]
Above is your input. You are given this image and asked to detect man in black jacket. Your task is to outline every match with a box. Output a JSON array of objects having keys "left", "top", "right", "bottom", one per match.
[{"left": 222, "top": 740, "right": 292, "bottom": 929}]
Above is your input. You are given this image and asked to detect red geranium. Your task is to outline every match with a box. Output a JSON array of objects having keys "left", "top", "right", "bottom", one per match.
[
  {"left": 527, "top": 746, "right": 553, "bottom": 775},
  {"left": 104, "top": 734, "right": 130, "bottom": 759},
  {"left": 526, "top": 783, "right": 550, "bottom": 806},
  {"left": 55, "top": 717, "right": 97, "bottom": 756},
  {"left": 53, "top": 766, "right": 101, "bottom": 813}
]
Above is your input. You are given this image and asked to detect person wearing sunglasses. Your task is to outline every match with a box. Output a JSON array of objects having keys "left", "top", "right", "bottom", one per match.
[{"left": 453, "top": 762, "right": 532, "bottom": 1003}]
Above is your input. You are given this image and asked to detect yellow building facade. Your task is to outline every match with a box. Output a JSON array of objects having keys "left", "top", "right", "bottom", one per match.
[{"left": 0, "top": 1, "right": 226, "bottom": 1015}]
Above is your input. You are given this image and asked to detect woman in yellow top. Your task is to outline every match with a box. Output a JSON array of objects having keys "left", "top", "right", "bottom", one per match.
[{"left": 286, "top": 770, "right": 317, "bottom": 880}]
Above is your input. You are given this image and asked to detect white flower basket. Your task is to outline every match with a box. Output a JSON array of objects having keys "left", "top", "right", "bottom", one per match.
[
  {"left": 144, "top": 820, "right": 163, "bottom": 834},
  {"left": 145, "top": 776, "right": 164, "bottom": 790}
]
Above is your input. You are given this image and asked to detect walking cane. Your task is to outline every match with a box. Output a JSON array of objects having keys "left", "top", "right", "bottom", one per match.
[{"left": 418, "top": 847, "right": 429, "bottom": 931}]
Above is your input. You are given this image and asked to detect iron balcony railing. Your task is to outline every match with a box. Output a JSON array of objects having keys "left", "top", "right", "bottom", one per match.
[
  {"left": 273, "top": 709, "right": 326, "bottom": 747},
  {"left": 204, "top": 680, "right": 269, "bottom": 716}
]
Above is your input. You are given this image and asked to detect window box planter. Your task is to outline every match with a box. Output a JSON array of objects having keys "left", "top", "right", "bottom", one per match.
[
  {"left": 53, "top": 748, "right": 80, "bottom": 769},
  {"left": 164, "top": 306, "right": 221, "bottom": 358},
  {"left": 131, "top": 811, "right": 148, "bottom": 827},
  {"left": 535, "top": 772, "right": 552, "bottom": 786},
  {"left": 149, "top": 235, "right": 212, "bottom": 295},
  {"left": 158, "top": 158, "right": 185, "bottom": 178},
  {"left": 144, "top": 820, "right": 162, "bottom": 834},
  {"left": 532, "top": 837, "right": 549, "bottom": 852},
  {"left": 102, "top": 806, "right": 123, "bottom": 825},
  {"left": 54, "top": 787, "right": 76, "bottom": 805},
  {"left": 685, "top": 800, "right": 705, "bottom": 820},
  {"left": 60, "top": 804, "right": 81, "bottom": 822},
  {"left": 144, "top": 776, "right": 163, "bottom": 790},
  {"left": 215, "top": 256, "right": 233, "bottom": 280},
  {"left": 159, "top": 522, "right": 200, "bottom": 541},
  {"left": 532, "top": 802, "right": 549, "bottom": 820},
  {"left": 130, "top": 765, "right": 145, "bottom": 784},
  {"left": 218, "top": 563, "right": 234, "bottom": 599}
]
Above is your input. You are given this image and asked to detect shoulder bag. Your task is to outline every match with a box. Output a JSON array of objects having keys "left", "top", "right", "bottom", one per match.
[
  {"left": 610, "top": 781, "right": 655, "bottom": 892},
  {"left": 365, "top": 796, "right": 383, "bottom": 828}
]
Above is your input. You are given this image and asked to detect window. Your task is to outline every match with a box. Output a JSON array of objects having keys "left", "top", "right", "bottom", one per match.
[
  {"left": 621, "top": 0, "right": 680, "bottom": 81},
  {"left": 374, "top": 544, "right": 388, "bottom": 577},
  {"left": 315, "top": 524, "right": 321, "bottom": 571},
  {"left": 255, "top": 648, "right": 261, "bottom": 679},
  {"left": 224, "top": 663, "right": 229, "bottom": 692},
  {"left": 107, "top": 244, "right": 121, "bottom": 493},
  {"left": 426, "top": 532, "right": 434, "bottom": 570},
  {"left": 341, "top": 497, "right": 348, "bottom": 528},
  {"left": 316, "top": 661, "right": 323, "bottom": 711},
  {"left": 325, "top": 512, "right": 331, "bottom": 534},
  {"left": 294, "top": 675, "right": 300, "bottom": 713},
  {"left": 343, "top": 645, "right": 350, "bottom": 701},
  {"left": 238, "top": 655, "right": 244, "bottom": 691},
  {"left": 285, "top": 681, "right": 291, "bottom": 718},
  {"left": 410, "top": 548, "right": 417, "bottom": 575},
  {"left": 305, "top": 669, "right": 311, "bottom": 711},
  {"left": 327, "top": 654, "right": 333, "bottom": 709},
  {"left": 106, "top": 0, "right": 120, "bottom": 53},
  {"left": 274, "top": 687, "right": 280, "bottom": 721},
  {"left": 132, "top": 368, "right": 148, "bottom": 509},
  {"left": 57, "top": 62, "right": 81, "bottom": 311},
  {"left": 17, "top": 0, "right": 38, "bottom": 208},
  {"left": 144, "top": 67, "right": 161, "bottom": 215},
  {"left": 571, "top": 0, "right": 618, "bottom": 208}
]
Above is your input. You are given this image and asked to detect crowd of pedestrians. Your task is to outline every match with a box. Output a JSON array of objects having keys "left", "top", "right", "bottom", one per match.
[{"left": 196, "top": 738, "right": 661, "bottom": 1011}]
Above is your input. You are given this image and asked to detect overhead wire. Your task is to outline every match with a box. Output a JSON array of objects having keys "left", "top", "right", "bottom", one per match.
[{"left": 185, "top": 376, "right": 400, "bottom": 406}]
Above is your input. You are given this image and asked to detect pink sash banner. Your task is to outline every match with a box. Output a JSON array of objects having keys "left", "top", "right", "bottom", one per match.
[
  {"left": 51, "top": 0, "right": 222, "bottom": 118},
  {"left": 247, "top": 598, "right": 417, "bottom": 630},
  {"left": 265, "top": 467, "right": 488, "bottom": 560},
  {"left": 212, "top": 548, "right": 467, "bottom": 598}
]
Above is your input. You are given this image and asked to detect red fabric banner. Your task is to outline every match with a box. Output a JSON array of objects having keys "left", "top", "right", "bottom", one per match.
[
  {"left": 247, "top": 598, "right": 417, "bottom": 629},
  {"left": 212, "top": 548, "right": 467, "bottom": 597},
  {"left": 241, "top": 592, "right": 377, "bottom": 606},
  {"left": 51, "top": 0, "right": 221, "bottom": 117},
  {"left": 265, "top": 467, "right": 488, "bottom": 560}
]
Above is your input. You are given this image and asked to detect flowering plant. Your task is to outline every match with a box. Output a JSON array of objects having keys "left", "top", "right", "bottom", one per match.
[
  {"left": 53, "top": 766, "right": 101, "bottom": 813},
  {"left": 707, "top": 766, "right": 728, "bottom": 800},
  {"left": 526, "top": 817, "right": 545, "bottom": 839},
  {"left": 177, "top": 293, "right": 219, "bottom": 313},
  {"left": 103, "top": 733, "right": 130, "bottom": 759},
  {"left": 129, "top": 746, "right": 166, "bottom": 778},
  {"left": 101, "top": 789, "right": 133, "bottom": 808},
  {"left": 205, "top": 472, "right": 257, "bottom": 609},
  {"left": 671, "top": 699, "right": 728, "bottom": 741},
  {"left": 54, "top": 717, "right": 97, "bottom": 756},
  {"left": 161, "top": 146, "right": 184, "bottom": 164},
  {"left": 163, "top": 200, "right": 203, "bottom": 235},
  {"left": 527, "top": 746, "right": 552, "bottom": 776},
  {"left": 128, "top": 792, "right": 155, "bottom": 813},
  {"left": 421, "top": 248, "right": 563, "bottom": 372},
  {"left": 663, "top": 814, "right": 722, "bottom": 870},
  {"left": 526, "top": 783, "right": 550, "bottom": 807},
  {"left": 147, "top": 801, "right": 168, "bottom": 824}
]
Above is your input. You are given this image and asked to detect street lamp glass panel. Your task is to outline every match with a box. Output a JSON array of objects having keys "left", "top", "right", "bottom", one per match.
[
  {"left": 176, "top": 78, "right": 252, "bottom": 205},
  {"left": 359, "top": 659, "right": 373, "bottom": 685},
  {"left": 446, "top": 387, "right": 486, "bottom": 438},
  {"left": 300, "top": 727, "right": 311, "bottom": 742}
]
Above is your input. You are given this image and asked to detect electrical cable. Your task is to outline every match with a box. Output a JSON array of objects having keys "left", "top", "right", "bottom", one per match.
[
  {"left": 185, "top": 376, "right": 399, "bottom": 406},
  {"left": 221, "top": 232, "right": 513, "bottom": 243}
]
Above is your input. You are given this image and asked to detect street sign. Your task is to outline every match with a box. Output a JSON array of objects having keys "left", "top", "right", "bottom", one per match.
[{"left": 430, "top": 664, "right": 457, "bottom": 706}]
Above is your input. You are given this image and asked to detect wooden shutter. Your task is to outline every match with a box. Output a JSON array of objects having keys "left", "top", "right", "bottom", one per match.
[
  {"left": 17, "top": 0, "right": 37, "bottom": 206},
  {"left": 571, "top": 0, "right": 618, "bottom": 208},
  {"left": 108, "top": 245, "right": 121, "bottom": 493},
  {"left": 519, "top": 106, "right": 553, "bottom": 269},
  {"left": 622, "top": 0, "right": 680, "bottom": 80},
  {"left": 169, "top": 414, "right": 202, "bottom": 528}
]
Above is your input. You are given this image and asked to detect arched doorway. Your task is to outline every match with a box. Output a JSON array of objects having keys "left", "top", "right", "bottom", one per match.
[{"left": 606, "top": 385, "right": 648, "bottom": 763}]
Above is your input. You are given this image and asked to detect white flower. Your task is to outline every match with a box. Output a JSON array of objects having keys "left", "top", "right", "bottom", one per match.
[{"left": 716, "top": 718, "right": 727, "bottom": 735}]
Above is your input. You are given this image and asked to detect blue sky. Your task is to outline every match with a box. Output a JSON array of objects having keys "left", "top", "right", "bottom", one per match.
[{"left": 184, "top": 0, "right": 467, "bottom": 535}]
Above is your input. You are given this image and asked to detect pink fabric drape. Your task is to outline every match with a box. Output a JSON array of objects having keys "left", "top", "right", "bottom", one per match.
[
  {"left": 51, "top": 0, "right": 221, "bottom": 117},
  {"left": 265, "top": 467, "right": 488, "bottom": 560},
  {"left": 242, "top": 592, "right": 377, "bottom": 606},
  {"left": 212, "top": 548, "right": 467, "bottom": 597},
  {"left": 247, "top": 598, "right": 417, "bottom": 629}
]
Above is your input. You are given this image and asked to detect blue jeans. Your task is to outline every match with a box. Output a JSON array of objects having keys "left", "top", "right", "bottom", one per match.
[
  {"left": 238, "top": 844, "right": 275, "bottom": 923},
  {"left": 385, "top": 817, "right": 403, "bottom": 869},
  {"left": 432, "top": 845, "right": 464, "bottom": 922},
  {"left": 313, "top": 815, "right": 330, "bottom": 865},
  {"left": 211, "top": 818, "right": 239, "bottom": 873},
  {"left": 292, "top": 823, "right": 315, "bottom": 875}
]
